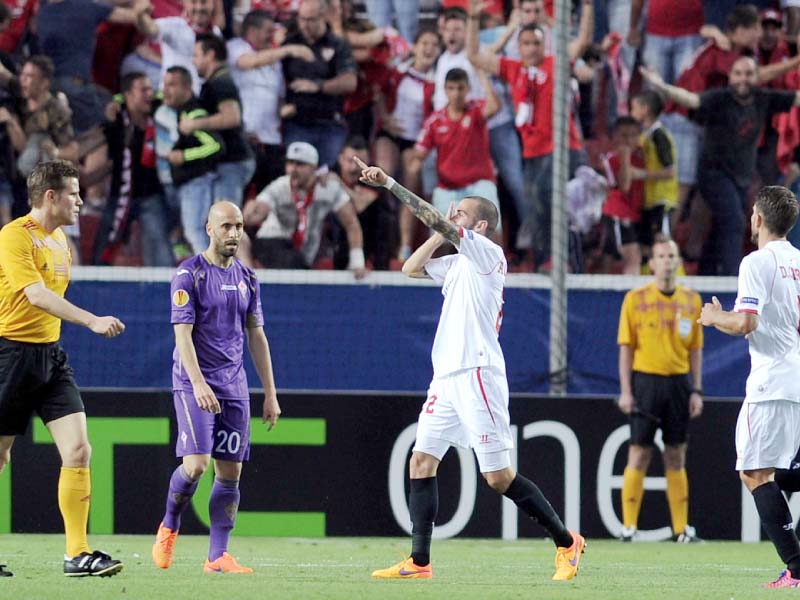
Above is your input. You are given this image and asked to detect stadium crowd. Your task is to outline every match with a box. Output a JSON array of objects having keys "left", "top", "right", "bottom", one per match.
[{"left": 1, "top": 0, "right": 800, "bottom": 275}]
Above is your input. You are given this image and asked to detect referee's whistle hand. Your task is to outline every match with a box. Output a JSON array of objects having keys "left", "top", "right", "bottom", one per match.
[{"left": 618, "top": 392, "right": 634, "bottom": 414}]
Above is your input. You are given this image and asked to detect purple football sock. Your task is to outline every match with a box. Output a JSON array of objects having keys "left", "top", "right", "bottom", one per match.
[
  {"left": 208, "top": 477, "right": 240, "bottom": 561},
  {"left": 162, "top": 465, "right": 199, "bottom": 531}
]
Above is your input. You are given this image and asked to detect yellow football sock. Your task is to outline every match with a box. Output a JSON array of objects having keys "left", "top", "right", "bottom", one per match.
[
  {"left": 621, "top": 467, "right": 646, "bottom": 528},
  {"left": 58, "top": 467, "right": 91, "bottom": 557},
  {"left": 666, "top": 468, "right": 689, "bottom": 535}
]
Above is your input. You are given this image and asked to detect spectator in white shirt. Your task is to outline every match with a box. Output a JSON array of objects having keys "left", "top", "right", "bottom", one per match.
[
  {"left": 227, "top": 9, "right": 314, "bottom": 191},
  {"left": 137, "top": 0, "right": 221, "bottom": 94}
]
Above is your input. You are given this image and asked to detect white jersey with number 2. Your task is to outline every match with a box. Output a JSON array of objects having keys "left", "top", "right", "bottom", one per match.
[
  {"left": 733, "top": 240, "right": 800, "bottom": 403},
  {"left": 424, "top": 228, "right": 507, "bottom": 378}
]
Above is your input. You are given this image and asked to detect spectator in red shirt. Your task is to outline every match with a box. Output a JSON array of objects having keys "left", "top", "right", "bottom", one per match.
[
  {"left": 467, "top": 0, "right": 593, "bottom": 270},
  {"left": 757, "top": 9, "right": 795, "bottom": 186},
  {"left": 628, "top": 0, "right": 704, "bottom": 86},
  {"left": 0, "top": 0, "right": 35, "bottom": 55},
  {"left": 412, "top": 67, "right": 501, "bottom": 228},
  {"left": 601, "top": 116, "right": 644, "bottom": 275},
  {"left": 758, "top": 9, "right": 791, "bottom": 75}
]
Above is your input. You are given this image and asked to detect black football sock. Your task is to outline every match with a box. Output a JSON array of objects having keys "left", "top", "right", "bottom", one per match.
[
  {"left": 409, "top": 477, "right": 438, "bottom": 567},
  {"left": 752, "top": 482, "right": 800, "bottom": 577},
  {"left": 504, "top": 474, "right": 573, "bottom": 548},
  {"left": 775, "top": 464, "right": 800, "bottom": 492}
]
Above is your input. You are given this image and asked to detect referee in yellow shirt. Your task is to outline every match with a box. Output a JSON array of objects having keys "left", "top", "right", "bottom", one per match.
[
  {"left": 617, "top": 237, "right": 704, "bottom": 543},
  {"left": 0, "top": 161, "right": 125, "bottom": 577}
]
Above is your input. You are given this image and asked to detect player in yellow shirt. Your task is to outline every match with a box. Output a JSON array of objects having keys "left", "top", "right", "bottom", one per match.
[
  {"left": 0, "top": 160, "right": 125, "bottom": 577},
  {"left": 616, "top": 237, "right": 704, "bottom": 543}
]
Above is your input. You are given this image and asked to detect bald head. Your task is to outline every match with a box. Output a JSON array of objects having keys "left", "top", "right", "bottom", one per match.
[
  {"left": 206, "top": 201, "right": 244, "bottom": 263},
  {"left": 208, "top": 200, "right": 242, "bottom": 227}
]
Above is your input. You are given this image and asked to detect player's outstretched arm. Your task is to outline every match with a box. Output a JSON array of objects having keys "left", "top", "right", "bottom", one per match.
[
  {"left": 23, "top": 282, "right": 125, "bottom": 337},
  {"left": 353, "top": 156, "right": 460, "bottom": 246},
  {"left": 246, "top": 326, "right": 281, "bottom": 431}
]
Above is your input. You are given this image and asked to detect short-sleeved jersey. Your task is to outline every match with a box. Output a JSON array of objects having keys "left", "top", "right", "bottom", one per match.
[
  {"left": 601, "top": 149, "right": 645, "bottom": 222},
  {"left": 424, "top": 228, "right": 507, "bottom": 378},
  {"left": 415, "top": 100, "right": 495, "bottom": 190},
  {"left": 617, "top": 282, "right": 703, "bottom": 376},
  {"left": 498, "top": 56, "right": 582, "bottom": 158},
  {"left": 733, "top": 241, "right": 800, "bottom": 403},
  {"left": 171, "top": 254, "right": 264, "bottom": 398},
  {"left": 0, "top": 215, "right": 71, "bottom": 343}
]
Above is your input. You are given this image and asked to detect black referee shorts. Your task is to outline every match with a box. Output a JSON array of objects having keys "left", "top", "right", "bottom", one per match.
[
  {"left": 630, "top": 371, "right": 692, "bottom": 447},
  {"left": 0, "top": 337, "right": 84, "bottom": 436}
]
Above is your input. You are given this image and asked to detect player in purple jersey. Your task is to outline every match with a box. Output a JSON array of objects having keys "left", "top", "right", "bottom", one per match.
[{"left": 151, "top": 200, "right": 280, "bottom": 574}]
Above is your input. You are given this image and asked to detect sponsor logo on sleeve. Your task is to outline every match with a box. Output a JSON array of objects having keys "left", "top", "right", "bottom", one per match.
[
  {"left": 172, "top": 289, "right": 190, "bottom": 307},
  {"left": 739, "top": 296, "right": 759, "bottom": 307}
]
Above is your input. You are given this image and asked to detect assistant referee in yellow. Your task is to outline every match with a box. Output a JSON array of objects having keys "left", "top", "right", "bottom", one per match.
[
  {"left": 0, "top": 160, "right": 125, "bottom": 578},
  {"left": 617, "top": 237, "right": 704, "bottom": 543}
]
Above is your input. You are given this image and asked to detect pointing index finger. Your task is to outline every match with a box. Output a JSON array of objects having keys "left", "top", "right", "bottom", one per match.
[{"left": 352, "top": 155, "right": 368, "bottom": 169}]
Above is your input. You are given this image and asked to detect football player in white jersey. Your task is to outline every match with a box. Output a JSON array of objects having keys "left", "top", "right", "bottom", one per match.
[
  {"left": 699, "top": 185, "right": 800, "bottom": 589},
  {"left": 353, "top": 156, "right": 585, "bottom": 582}
]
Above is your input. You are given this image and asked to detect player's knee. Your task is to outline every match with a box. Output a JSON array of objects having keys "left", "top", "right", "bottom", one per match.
[
  {"left": 482, "top": 470, "right": 513, "bottom": 493},
  {"left": 627, "top": 444, "right": 652, "bottom": 470},
  {"left": 0, "top": 449, "right": 10, "bottom": 473},
  {"left": 409, "top": 452, "right": 437, "bottom": 478},
  {"left": 183, "top": 456, "right": 210, "bottom": 480},
  {"left": 64, "top": 440, "right": 91, "bottom": 466},
  {"left": 662, "top": 445, "right": 686, "bottom": 470}
]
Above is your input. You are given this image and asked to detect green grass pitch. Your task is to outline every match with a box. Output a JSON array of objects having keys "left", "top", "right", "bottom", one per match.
[{"left": 0, "top": 534, "right": 792, "bottom": 599}]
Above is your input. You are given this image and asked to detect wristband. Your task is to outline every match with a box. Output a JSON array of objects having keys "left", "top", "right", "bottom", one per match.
[
  {"left": 383, "top": 176, "right": 396, "bottom": 189},
  {"left": 691, "top": 388, "right": 703, "bottom": 396},
  {"left": 349, "top": 247, "right": 366, "bottom": 270}
]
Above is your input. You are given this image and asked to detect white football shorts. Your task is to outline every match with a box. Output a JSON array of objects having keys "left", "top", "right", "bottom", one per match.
[
  {"left": 414, "top": 366, "right": 515, "bottom": 473},
  {"left": 735, "top": 399, "right": 800, "bottom": 471}
]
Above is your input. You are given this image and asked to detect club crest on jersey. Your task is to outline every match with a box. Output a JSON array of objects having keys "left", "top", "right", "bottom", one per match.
[
  {"left": 739, "top": 296, "right": 759, "bottom": 307},
  {"left": 238, "top": 279, "right": 247, "bottom": 298},
  {"left": 173, "top": 289, "right": 190, "bottom": 307}
]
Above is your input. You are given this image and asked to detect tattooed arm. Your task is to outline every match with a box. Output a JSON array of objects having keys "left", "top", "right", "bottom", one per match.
[{"left": 353, "top": 156, "right": 461, "bottom": 247}]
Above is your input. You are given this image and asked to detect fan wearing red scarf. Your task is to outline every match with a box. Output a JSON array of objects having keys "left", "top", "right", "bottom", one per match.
[{"left": 243, "top": 141, "right": 366, "bottom": 278}]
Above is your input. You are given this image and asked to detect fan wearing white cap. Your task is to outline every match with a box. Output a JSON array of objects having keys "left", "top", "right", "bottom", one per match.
[{"left": 243, "top": 141, "right": 366, "bottom": 278}]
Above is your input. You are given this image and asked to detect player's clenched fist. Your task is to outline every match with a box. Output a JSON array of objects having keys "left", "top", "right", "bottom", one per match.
[
  {"left": 353, "top": 156, "right": 388, "bottom": 187},
  {"left": 89, "top": 315, "right": 126, "bottom": 338},
  {"left": 697, "top": 295, "right": 722, "bottom": 326}
]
